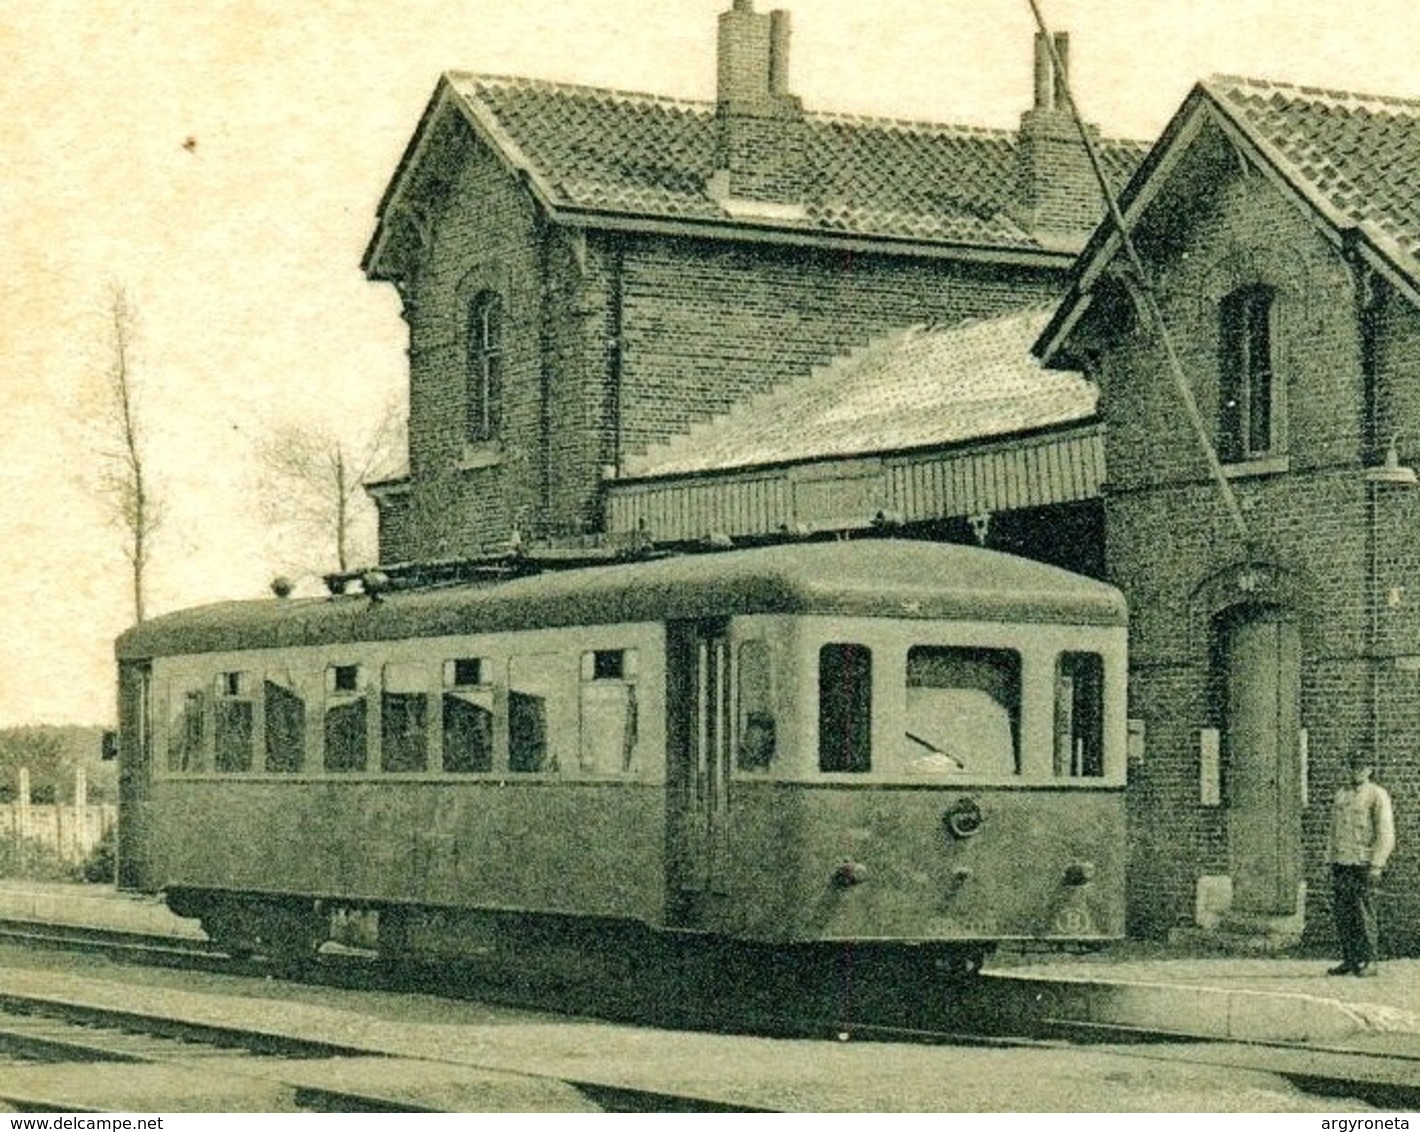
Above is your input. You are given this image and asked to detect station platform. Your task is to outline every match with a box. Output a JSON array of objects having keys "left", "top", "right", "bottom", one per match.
[{"left": 1, "top": 880, "right": 1416, "bottom": 1052}]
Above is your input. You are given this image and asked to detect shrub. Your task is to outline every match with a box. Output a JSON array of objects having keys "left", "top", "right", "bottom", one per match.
[{"left": 80, "top": 826, "right": 116, "bottom": 884}]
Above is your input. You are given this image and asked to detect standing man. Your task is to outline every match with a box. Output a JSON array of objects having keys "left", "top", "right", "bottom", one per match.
[{"left": 1328, "top": 751, "right": 1396, "bottom": 976}]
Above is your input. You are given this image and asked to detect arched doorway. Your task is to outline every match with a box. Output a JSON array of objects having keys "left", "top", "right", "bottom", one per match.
[{"left": 1217, "top": 604, "right": 1304, "bottom": 918}]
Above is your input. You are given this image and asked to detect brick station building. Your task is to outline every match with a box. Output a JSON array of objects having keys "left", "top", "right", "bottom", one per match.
[{"left": 1037, "top": 77, "right": 1420, "bottom": 948}]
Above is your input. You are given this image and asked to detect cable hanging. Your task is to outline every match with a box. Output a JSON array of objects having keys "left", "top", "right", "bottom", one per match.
[{"left": 1024, "top": 0, "right": 1250, "bottom": 543}]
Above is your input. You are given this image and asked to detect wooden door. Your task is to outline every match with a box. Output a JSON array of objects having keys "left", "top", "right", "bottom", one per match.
[{"left": 1224, "top": 610, "right": 1302, "bottom": 915}]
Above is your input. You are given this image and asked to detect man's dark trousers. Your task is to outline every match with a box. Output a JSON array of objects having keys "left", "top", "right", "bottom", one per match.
[{"left": 1332, "top": 864, "right": 1379, "bottom": 969}]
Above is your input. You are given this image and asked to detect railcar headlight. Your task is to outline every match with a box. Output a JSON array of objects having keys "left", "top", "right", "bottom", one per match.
[{"left": 943, "top": 796, "right": 984, "bottom": 839}]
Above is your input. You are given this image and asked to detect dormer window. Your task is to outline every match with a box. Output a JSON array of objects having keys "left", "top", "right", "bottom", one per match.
[
  {"left": 1218, "top": 285, "right": 1278, "bottom": 461},
  {"left": 466, "top": 291, "right": 502, "bottom": 443}
]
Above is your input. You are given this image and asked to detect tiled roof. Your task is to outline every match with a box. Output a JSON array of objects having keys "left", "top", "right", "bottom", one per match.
[
  {"left": 420, "top": 74, "right": 1145, "bottom": 253},
  {"left": 1205, "top": 76, "right": 1420, "bottom": 286},
  {"left": 622, "top": 307, "right": 1096, "bottom": 478}
]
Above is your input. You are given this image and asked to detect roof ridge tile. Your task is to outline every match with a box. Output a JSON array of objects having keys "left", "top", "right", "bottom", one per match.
[{"left": 1207, "top": 73, "right": 1420, "bottom": 114}]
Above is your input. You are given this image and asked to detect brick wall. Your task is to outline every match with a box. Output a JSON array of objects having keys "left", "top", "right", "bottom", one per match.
[
  {"left": 1096, "top": 123, "right": 1420, "bottom": 946},
  {"left": 613, "top": 234, "right": 1064, "bottom": 459},
  {"left": 379, "top": 123, "right": 613, "bottom": 560}
]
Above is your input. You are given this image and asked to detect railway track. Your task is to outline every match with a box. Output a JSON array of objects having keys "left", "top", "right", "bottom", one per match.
[
  {"left": 0, "top": 987, "right": 763, "bottom": 1114},
  {"left": 1, "top": 916, "right": 1416, "bottom": 1111}
]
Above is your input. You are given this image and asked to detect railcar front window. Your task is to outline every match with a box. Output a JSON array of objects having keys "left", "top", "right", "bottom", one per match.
[
  {"left": 443, "top": 657, "right": 494, "bottom": 773},
  {"left": 168, "top": 689, "right": 206, "bottom": 772},
  {"left": 509, "top": 655, "right": 555, "bottom": 773},
  {"left": 1055, "top": 652, "right": 1105, "bottom": 778},
  {"left": 904, "top": 647, "right": 1021, "bottom": 776},
  {"left": 579, "top": 649, "right": 638, "bottom": 775},
  {"left": 213, "top": 672, "right": 254, "bottom": 773},
  {"left": 737, "top": 639, "right": 775, "bottom": 772},
  {"left": 819, "top": 644, "right": 872, "bottom": 773},
  {"left": 264, "top": 677, "right": 305, "bottom": 773},
  {"left": 324, "top": 664, "right": 367, "bottom": 773}
]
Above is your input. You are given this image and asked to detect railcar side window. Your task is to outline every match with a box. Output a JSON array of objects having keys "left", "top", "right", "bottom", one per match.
[
  {"left": 381, "top": 662, "right": 429, "bottom": 772},
  {"left": 264, "top": 676, "right": 306, "bottom": 773},
  {"left": 213, "top": 671, "right": 254, "bottom": 773},
  {"left": 819, "top": 644, "right": 872, "bottom": 773},
  {"left": 509, "top": 655, "right": 555, "bottom": 773},
  {"left": 1055, "top": 652, "right": 1105, "bottom": 778},
  {"left": 904, "top": 647, "right": 1021, "bottom": 776},
  {"left": 737, "top": 640, "right": 775, "bottom": 771},
  {"left": 168, "top": 688, "right": 207, "bottom": 772},
  {"left": 443, "top": 657, "right": 494, "bottom": 773},
  {"left": 579, "top": 649, "right": 638, "bottom": 774},
  {"left": 324, "top": 664, "right": 368, "bottom": 772}
]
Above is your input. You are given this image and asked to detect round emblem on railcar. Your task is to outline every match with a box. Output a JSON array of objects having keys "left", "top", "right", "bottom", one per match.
[
  {"left": 943, "top": 796, "right": 984, "bottom": 839},
  {"left": 1054, "top": 904, "right": 1093, "bottom": 935}
]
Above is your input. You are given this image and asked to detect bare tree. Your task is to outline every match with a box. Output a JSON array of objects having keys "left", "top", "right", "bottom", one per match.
[
  {"left": 258, "top": 400, "right": 405, "bottom": 576},
  {"left": 95, "top": 287, "right": 162, "bottom": 623}
]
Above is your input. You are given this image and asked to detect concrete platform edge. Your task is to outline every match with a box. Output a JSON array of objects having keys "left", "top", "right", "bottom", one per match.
[{"left": 992, "top": 971, "right": 1372, "bottom": 1043}]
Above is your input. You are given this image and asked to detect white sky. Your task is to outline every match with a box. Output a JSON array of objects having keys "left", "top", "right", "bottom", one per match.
[{"left": 1, "top": 0, "right": 1417, "bottom": 727}]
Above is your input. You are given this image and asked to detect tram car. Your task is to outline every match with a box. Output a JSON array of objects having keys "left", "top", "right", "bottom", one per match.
[{"left": 113, "top": 539, "right": 1127, "bottom": 971}]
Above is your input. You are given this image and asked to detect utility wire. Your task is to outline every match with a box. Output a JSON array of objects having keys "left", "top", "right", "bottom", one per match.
[{"left": 1024, "top": 0, "right": 1250, "bottom": 542}]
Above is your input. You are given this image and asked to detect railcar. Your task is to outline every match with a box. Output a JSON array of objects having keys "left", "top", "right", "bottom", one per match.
[{"left": 113, "top": 539, "right": 1127, "bottom": 972}]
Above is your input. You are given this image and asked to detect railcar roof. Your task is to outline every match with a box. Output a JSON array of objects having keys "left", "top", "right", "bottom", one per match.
[{"left": 116, "top": 541, "right": 1126, "bottom": 659}]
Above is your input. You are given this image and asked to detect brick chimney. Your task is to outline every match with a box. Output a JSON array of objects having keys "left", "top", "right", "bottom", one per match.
[
  {"left": 1013, "top": 32, "right": 1106, "bottom": 245},
  {"left": 710, "top": 0, "right": 807, "bottom": 205}
]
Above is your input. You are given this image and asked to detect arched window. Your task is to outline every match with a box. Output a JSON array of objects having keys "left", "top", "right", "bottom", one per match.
[
  {"left": 1218, "top": 285, "right": 1278, "bottom": 461},
  {"left": 466, "top": 291, "right": 502, "bottom": 442}
]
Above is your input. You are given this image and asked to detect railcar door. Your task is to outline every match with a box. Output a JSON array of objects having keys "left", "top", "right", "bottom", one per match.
[
  {"left": 665, "top": 619, "right": 732, "bottom": 929},
  {"left": 115, "top": 660, "right": 153, "bottom": 890}
]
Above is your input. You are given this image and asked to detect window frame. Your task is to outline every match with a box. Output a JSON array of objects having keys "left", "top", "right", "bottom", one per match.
[
  {"left": 322, "top": 663, "right": 369, "bottom": 774},
  {"left": 817, "top": 642, "right": 874, "bottom": 774},
  {"left": 1218, "top": 284, "right": 1281, "bottom": 462},
  {"left": 1054, "top": 650, "right": 1106, "bottom": 779},
  {"left": 212, "top": 670, "right": 255, "bottom": 774},
  {"left": 466, "top": 290, "right": 503, "bottom": 444},
  {"left": 576, "top": 648, "right": 640, "bottom": 777}
]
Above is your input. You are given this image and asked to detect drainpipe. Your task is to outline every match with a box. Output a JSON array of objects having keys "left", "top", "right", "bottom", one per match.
[
  {"left": 1350, "top": 237, "right": 1409, "bottom": 775},
  {"left": 539, "top": 225, "right": 554, "bottom": 538},
  {"left": 609, "top": 243, "right": 626, "bottom": 480}
]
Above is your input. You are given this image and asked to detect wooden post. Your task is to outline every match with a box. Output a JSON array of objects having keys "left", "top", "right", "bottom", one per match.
[
  {"left": 74, "top": 765, "right": 89, "bottom": 855},
  {"left": 17, "top": 766, "right": 30, "bottom": 872},
  {"left": 17, "top": 766, "right": 30, "bottom": 839}
]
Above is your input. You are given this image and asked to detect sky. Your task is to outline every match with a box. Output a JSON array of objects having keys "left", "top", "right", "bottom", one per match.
[{"left": 1, "top": 0, "right": 1418, "bottom": 728}]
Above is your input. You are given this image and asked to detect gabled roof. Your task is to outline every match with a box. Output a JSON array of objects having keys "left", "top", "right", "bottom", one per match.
[
  {"left": 365, "top": 73, "right": 1145, "bottom": 278},
  {"left": 1213, "top": 77, "right": 1420, "bottom": 284},
  {"left": 621, "top": 307, "right": 1096, "bottom": 479},
  {"left": 1038, "top": 75, "right": 1420, "bottom": 362}
]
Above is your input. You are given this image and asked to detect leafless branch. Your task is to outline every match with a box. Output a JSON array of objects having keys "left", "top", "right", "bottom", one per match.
[
  {"left": 257, "top": 397, "right": 405, "bottom": 574},
  {"left": 94, "top": 286, "right": 162, "bottom": 622}
]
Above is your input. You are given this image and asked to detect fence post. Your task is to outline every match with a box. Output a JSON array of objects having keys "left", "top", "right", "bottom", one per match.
[
  {"left": 74, "top": 765, "right": 89, "bottom": 856},
  {"left": 17, "top": 766, "right": 30, "bottom": 871}
]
